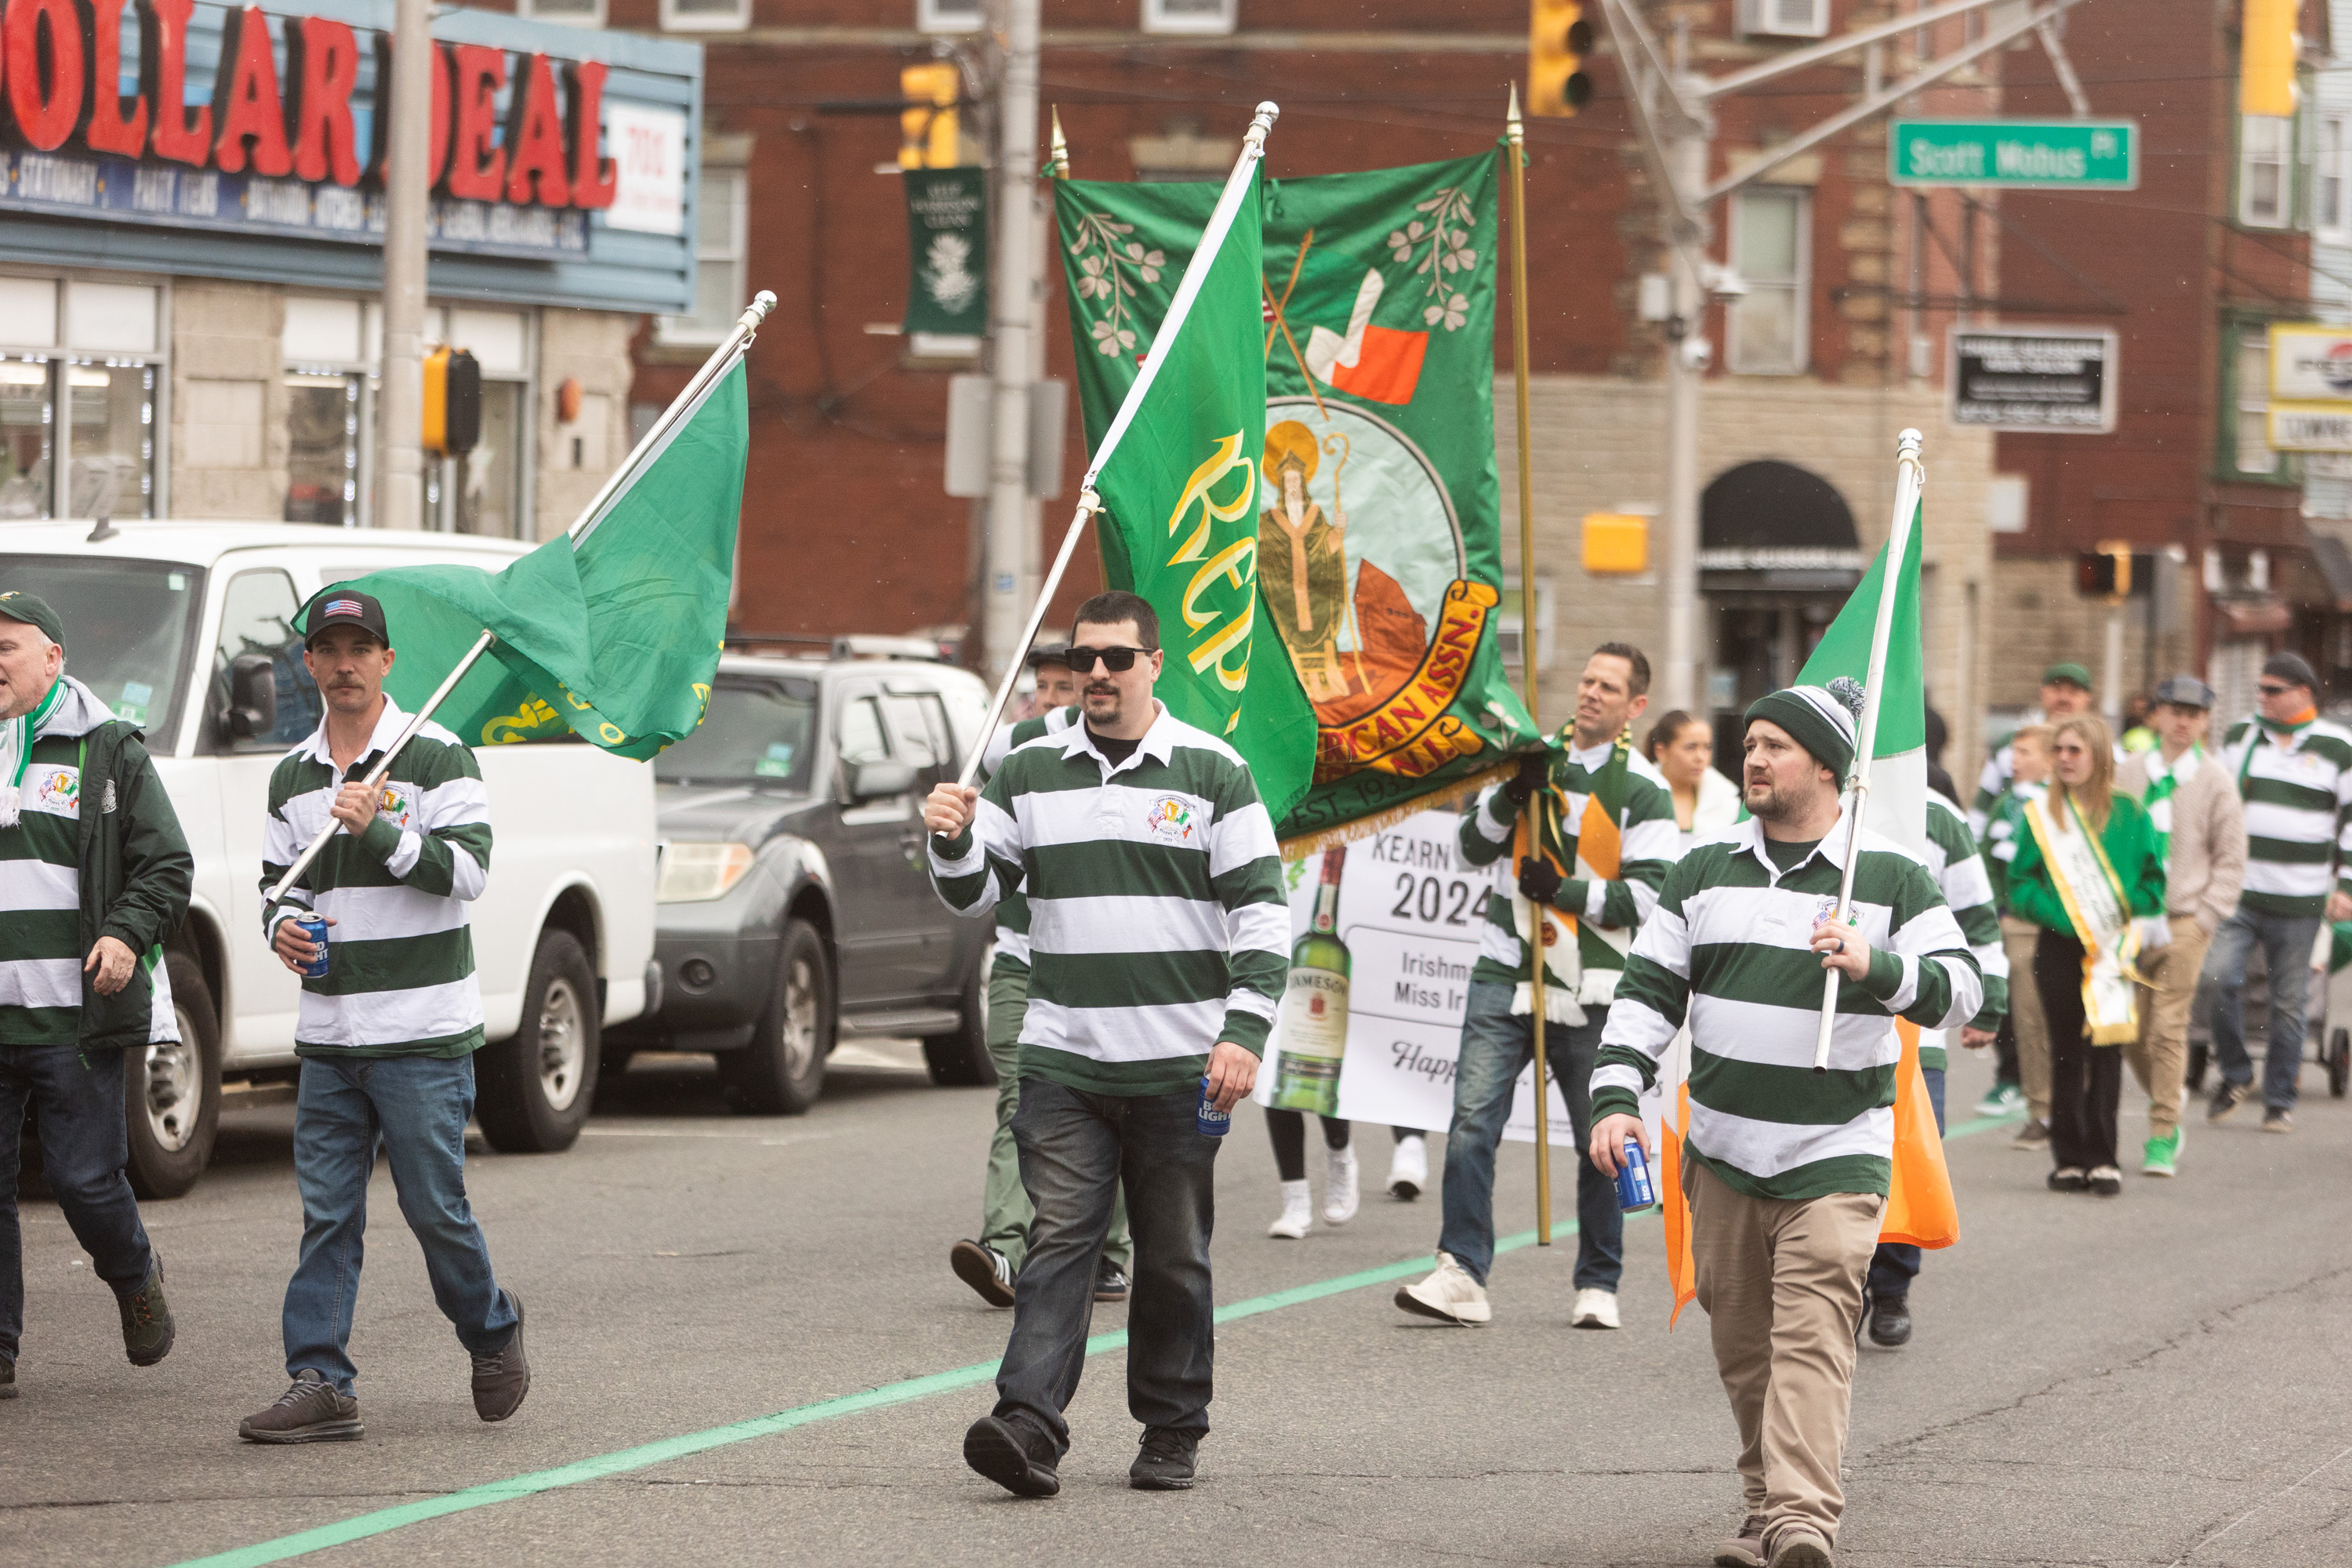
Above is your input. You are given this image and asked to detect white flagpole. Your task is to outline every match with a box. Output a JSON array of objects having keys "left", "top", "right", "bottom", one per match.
[
  {"left": 264, "top": 294, "right": 777, "bottom": 908},
  {"left": 1813, "top": 427, "right": 1926, "bottom": 1073},
  {"left": 956, "top": 101, "right": 1281, "bottom": 789}
]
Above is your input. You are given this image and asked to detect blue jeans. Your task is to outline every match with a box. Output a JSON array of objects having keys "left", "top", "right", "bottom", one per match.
[
  {"left": 2207, "top": 906, "right": 2320, "bottom": 1109},
  {"left": 1866, "top": 1066, "right": 1946, "bottom": 1298},
  {"left": 0, "top": 1044, "right": 155, "bottom": 1361},
  {"left": 994, "top": 1076, "right": 1218, "bottom": 1457},
  {"left": 1437, "top": 981, "right": 1622, "bottom": 1291},
  {"left": 283, "top": 1054, "right": 517, "bottom": 1395}
]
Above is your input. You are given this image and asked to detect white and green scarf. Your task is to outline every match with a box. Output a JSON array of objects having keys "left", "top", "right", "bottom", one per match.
[
  {"left": 0, "top": 677, "right": 111, "bottom": 827},
  {"left": 2140, "top": 744, "right": 2201, "bottom": 857}
]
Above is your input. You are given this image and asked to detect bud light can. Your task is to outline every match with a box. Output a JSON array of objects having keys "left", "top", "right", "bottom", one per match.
[
  {"left": 1196, "top": 1074, "right": 1230, "bottom": 1138},
  {"left": 292, "top": 913, "right": 331, "bottom": 980},
  {"left": 1615, "top": 1135, "right": 1657, "bottom": 1211}
]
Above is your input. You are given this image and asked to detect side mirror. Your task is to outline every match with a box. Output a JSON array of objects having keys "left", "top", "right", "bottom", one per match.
[
  {"left": 847, "top": 757, "right": 917, "bottom": 803},
  {"left": 227, "top": 654, "right": 277, "bottom": 740}
]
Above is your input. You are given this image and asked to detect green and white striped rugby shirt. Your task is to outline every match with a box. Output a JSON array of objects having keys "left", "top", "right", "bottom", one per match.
[
  {"left": 261, "top": 695, "right": 492, "bottom": 1058},
  {"left": 1921, "top": 789, "right": 2008, "bottom": 1069},
  {"left": 929, "top": 702, "right": 1288, "bottom": 1097},
  {"left": 2217, "top": 717, "right": 2352, "bottom": 916},
  {"left": 1592, "top": 807, "right": 1983, "bottom": 1202}
]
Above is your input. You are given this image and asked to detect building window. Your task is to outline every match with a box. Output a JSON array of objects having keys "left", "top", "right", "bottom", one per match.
[
  {"left": 2234, "top": 328, "right": 2281, "bottom": 477},
  {"left": 659, "top": 0, "right": 748, "bottom": 31},
  {"left": 1728, "top": 187, "right": 1809, "bottom": 376},
  {"left": 0, "top": 274, "right": 163, "bottom": 521},
  {"left": 1142, "top": 0, "right": 1236, "bottom": 35},
  {"left": 659, "top": 169, "right": 747, "bottom": 346},
  {"left": 1738, "top": 0, "right": 1828, "bottom": 38},
  {"left": 2241, "top": 114, "right": 2292, "bottom": 228},
  {"left": 2319, "top": 115, "right": 2347, "bottom": 241},
  {"left": 916, "top": 0, "right": 981, "bottom": 31},
  {"left": 518, "top": 0, "right": 606, "bottom": 24}
]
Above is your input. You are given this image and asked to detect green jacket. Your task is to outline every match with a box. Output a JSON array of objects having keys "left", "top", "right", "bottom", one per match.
[{"left": 2006, "top": 790, "right": 2166, "bottom": 937}]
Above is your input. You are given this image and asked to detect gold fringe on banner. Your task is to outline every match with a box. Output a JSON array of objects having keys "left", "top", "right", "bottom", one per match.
[{"left": 1277, "top": 760, "right": 1518, "bottom": 861}]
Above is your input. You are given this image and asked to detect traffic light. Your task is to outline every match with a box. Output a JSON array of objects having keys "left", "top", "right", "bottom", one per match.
[
  {"left": 900, "top": 63, "right": 960, "bottom": 169},
  {"left": 423, "top": 347, "right": 481, "bottom": 457},
  {"left": 1529, "top": 0, "right": 1594, "bottom": 118},
  {"left": 2241, "top": 0, "right": 2299, "bottom": 118},
  {"left": 2075, "top": 543, "right": 2132, "bottom": 599}
]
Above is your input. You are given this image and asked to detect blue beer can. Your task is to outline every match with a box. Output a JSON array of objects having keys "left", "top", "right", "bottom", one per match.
[
  {"left": 1616, "top": 1135, "right": 1658, "bottom": 1211},
  {"left": 1196, "top": 1074, "right": 1230, "bottom": 1138},
  {"left": 293, "top": 913, "right": 331, "bottom": 979}
]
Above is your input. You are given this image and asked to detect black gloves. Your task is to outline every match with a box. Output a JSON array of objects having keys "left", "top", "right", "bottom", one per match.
[
  {"left": 1502, "top": 752, "right": 1549, "bottom": 806},
  {"left": 1516, "top": 855, "right": 1564, "bottom": 907}
]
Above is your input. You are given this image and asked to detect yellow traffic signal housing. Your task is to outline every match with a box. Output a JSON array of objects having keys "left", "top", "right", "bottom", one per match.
[
  {"left": 423, "top": 346, "right": 481, "bottom": 458},
  {"left": 2241, "top": 0, "right": 2299, "bottom": 118},
  {"left": 1529, "top": 0, "right": 1594, "bottom": 118},
  {"left": 901, "top": 63, "right": 960, "bottom": 169}
]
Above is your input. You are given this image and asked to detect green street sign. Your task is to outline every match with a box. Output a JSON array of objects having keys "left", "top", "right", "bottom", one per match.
[{"left": 1889, "top": 118, "right": 2138, "bottom": 190}]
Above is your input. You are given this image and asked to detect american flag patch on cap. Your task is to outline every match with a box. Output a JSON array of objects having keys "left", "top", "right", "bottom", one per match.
[{"left": 324, "top": 598, "right": 363, "bottom": 617}]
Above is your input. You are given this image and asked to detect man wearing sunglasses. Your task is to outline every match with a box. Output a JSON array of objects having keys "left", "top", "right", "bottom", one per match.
[
  {"left": 2210, "top": 653, "right": 2352, "bottom": 1132},
  {"left": 924, "top": 590, "right": 1287, "bottom": 1499}
]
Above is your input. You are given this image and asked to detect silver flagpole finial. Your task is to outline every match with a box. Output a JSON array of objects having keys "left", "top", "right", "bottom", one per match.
[
  {"left": 739, "top": 292, "right": 778, "bottom": 332},
  {"left": 1244, "top": 101, "right": 1280, "bottom": 154}
]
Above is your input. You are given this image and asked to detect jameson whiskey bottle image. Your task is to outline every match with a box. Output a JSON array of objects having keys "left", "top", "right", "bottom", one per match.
[{"left": 1273, "top": 847, "right": 1351, "bottom": 1115}]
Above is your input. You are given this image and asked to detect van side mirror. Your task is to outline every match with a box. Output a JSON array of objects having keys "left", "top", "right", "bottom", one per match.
[
  {"left": 227, "top": 654, "right": 278, "bottom": 740},
  {"left": 847, "top": 757, "right": 917, "bottom": 803}
]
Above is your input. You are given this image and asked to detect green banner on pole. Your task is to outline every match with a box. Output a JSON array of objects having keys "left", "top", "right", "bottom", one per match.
[{"left": 903, "top": 167, "right": 989, "bottom": 336}]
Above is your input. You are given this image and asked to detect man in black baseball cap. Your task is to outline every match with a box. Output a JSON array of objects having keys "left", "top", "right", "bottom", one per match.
[{"left": 303, "top": 590, "right": 390, "bottom": 650}]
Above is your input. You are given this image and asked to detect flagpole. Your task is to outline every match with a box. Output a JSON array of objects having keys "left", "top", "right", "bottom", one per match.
[
  {"left": 1813, "top": 427, "right": 1926, "bottom": 1072},
  {"left": 263, "top": 294, "right": 779, "bottom": 908},
  {"left": 956, "top": 101, "right": 1281, "bottom": 788},
  {"left": 1504, "top": 89, "right": 1553, "bottom": 1247}
]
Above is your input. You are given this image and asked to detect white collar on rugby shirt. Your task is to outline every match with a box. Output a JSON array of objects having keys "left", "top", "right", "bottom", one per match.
[
  {"left": 1728, "top": 796, "right": 1859, "bottom": 880},
  {"left": 295, "top": 691, "right": 409, "bottom": 771},
  {"left": 1060, "top": 699, "right": 1174, "bottom": 777}
]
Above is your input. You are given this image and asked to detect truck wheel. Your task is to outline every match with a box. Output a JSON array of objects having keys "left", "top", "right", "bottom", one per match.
[
  {"left": 922, "top": 953, "right": 996, "bottom": 1087},
  {"left": 720, "top": 920, "right": 833, "bottom": 1115},
  {"left": 477, "top": 929, "right": 601, "bottom": 1153},
  {"left": 125, "top": 950, "right": 222, "bottom": 1200}
]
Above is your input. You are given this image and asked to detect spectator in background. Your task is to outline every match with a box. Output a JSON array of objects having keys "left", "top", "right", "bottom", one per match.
[
  {"left": 1983, "top": 724, "right": 2056, "bottom": 1134},
  {"left": 1924, "top": 702, "right": 1958, "bottom": 804},
  {"left": 2120, "top": 693, "right": 2158, "bottom": 755},
  {"left": 1644, "top": 710, "right": 1741, "bottom": 853},
  {"left": 1971, "top": 663, "right": 2096, "bottom": 835}
]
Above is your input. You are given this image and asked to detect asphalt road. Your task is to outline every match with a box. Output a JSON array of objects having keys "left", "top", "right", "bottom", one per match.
[{"left": 6, "top": 1040, "right": 2351, "bottom": 1568}]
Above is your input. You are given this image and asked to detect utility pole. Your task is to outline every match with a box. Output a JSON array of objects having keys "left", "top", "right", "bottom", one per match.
[
  {"left": 983, "top": 0, "right": 1040, "bottom": 678},
  {"left": 375, "top": 0, "right": 431, "bottom": 531},
  {"left": 1658, "top": 115, "right": 1709, "bottom": 715}
]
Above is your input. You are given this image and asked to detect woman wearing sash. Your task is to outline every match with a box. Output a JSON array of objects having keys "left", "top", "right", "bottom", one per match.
[{"left": 2006, "top": 715, "right": 2168, "bottom": 1196}]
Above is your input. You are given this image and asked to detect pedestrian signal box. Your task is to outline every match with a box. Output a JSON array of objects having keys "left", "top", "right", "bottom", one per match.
[
  {"left": 2074, "top": 544, "right": 2132, "bottom": 599},
  {"left": 1583, "top": 512, "right": 1649, "bottom": 574},
  {"left": 1529, "top": 0, "right": 1594, "bottom": 118},
  {"left": 423, "top": 347, "right": 482, "bottom": 458},
  {"left": 901, "top": 64, "right": 960, "bottom": 169}
]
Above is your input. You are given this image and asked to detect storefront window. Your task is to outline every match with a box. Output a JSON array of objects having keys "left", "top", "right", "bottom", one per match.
[
  {"left": 285, "top": 374, "right": 362, "bottom": 525},
  {"left": 68, "top": 362, "right": 156, "bottom": 517},
  {"left": 0, "top": 277, "right": 162, "bottom": 519},
  {"left": 0, "top": 358, "right": 53, "bottom": 520}
]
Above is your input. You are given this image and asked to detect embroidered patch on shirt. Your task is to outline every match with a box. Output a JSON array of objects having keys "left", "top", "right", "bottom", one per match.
[
  {"left": 1143, "top": 794, "right": 1197, "bottom": 846},
  {"left": 28, "top": 765, "right": 79, "bottom": 818}
]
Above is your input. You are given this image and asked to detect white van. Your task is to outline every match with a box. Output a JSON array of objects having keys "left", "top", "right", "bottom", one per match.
[{"left": 0, "top": 521, "right": 658, "bottom": 1196}]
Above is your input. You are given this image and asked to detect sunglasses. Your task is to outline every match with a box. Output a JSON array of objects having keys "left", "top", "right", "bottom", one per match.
[{"left": 1065, "top": 645, "right": 1153, "bottom": 673}]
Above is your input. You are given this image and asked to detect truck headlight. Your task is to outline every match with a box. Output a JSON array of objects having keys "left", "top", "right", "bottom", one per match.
[{"left": 657, "top": 841, "right": 756, "bottom": 903}]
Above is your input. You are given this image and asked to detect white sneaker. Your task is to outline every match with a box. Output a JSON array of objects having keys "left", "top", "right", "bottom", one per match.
[
  {"left": 1571, "top": 1287, "right": 1621, "bottom": 1330},
  {"left": 1394, "top": 1250, "right": 1490, "bottom": 1325},
  {"left": 1323, "top": 1145, "right": 1359, "bottom": 1225},
  {"left": 1387, "top": 1134, "right": 1428, "bottom": 1200},
  {"left": 1267, "top": 1179, "right": 1312, "bottom": 1239}
]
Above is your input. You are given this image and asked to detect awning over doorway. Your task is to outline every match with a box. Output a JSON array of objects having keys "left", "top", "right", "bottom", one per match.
[{"left": 1697, "top": 460, "right": 1864, "bottom": 588}]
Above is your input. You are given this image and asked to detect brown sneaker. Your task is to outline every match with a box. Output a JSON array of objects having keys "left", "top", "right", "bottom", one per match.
[
  {"left": 239, "top": 1373, "right": 362, "bottom": 1443},
  {"left": 1715, "top": 1511, "right": 1768, "bottom": 1566},
  {"left": 470, "top": 1293, "right": 530, "bottom": 1421},
  {"left": 1765, "top": 1524, "right": 1835, "bottom": 1567}
]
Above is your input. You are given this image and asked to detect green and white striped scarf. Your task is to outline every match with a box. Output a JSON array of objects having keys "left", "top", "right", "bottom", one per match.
[
  {"left": 2140, "top": 743, "right": 2201, "bottom": 858},
  {"left": 0, "top": 676, "right": 67, "bottom": 828}
]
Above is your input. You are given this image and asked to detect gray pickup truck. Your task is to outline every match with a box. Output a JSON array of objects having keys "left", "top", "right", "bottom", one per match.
[{"left": 607, "top": 648, "right": 996, "bottom": 1112}]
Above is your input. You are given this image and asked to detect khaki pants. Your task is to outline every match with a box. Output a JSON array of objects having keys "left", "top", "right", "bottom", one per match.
[
  {"left": 1687, "top": 1161, "right": 1885, "bottom": 1547},
  {"left": 2002, "top": 915, "right": 2053, "bottom": 1121},
  {"left": 2124, "top": 915, "right": 2210, "bottom": 1141}
]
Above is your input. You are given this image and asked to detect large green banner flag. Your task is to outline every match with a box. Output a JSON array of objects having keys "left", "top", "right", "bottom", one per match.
[
  {"left": 325, "top": 362, "right": 750, "bottom": 761},
  {"left": 1058, "top": 153, "right": 1540, "bottom": 847},
  {"left": 1068, "top": 163, "right": 1319, "bottom": 823}
]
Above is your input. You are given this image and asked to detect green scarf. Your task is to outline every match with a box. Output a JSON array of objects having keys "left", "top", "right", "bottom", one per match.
[{"left": 2141, "top": 743, "right": 2201, "bottom": 859}]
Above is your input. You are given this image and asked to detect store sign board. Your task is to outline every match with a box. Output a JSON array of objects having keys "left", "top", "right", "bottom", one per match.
[
  {"left": 1889, "top": 118, "right": 2138, "bottom": 190},
  {"left": 1949, "top": 326, "right": 2118, "bottom": 434},
  {"left": 2264, "top": 325, "right": 2352, "bottom": 451},
  {"left": 604, "top": 104, "right": 687, "bottom": 238},
  {"left": 2268, "top": 406, "right": 2352, "bottom": 452}
]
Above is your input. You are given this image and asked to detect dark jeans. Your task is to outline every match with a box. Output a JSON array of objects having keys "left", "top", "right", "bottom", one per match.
[
  {"left": 2208, "top": 906, "right": 2321, "bottom": 1109},
  {"left": 2034, "top": 931, "right": 2122, "bottom": 1171},
  {"left": 0, "top": 1044, "right": 154, "bottom": 1361},
  {"left": 1866, "top": 1066, "right": 1946, "bottom": 1298},
  {"left": 283, "top": 1054, "right": 517, "bottom": 1395},
  {"left": 995, "top": 1076, "right": 1219, "bottom": 1457},
  {"left": 1437, "top": 981, "right": 1621, "bottom": 1291}
]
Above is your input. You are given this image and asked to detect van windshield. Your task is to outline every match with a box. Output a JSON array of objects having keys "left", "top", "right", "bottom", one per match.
[
  {"left": 0, "top": 555, "right": 205, "bottom": 744},
  {"left": 656, "top": 676, "right": 820, "bottom": 789}
]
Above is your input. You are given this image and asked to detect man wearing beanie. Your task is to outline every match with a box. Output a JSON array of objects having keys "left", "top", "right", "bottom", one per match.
[
  {"left": 1589, "top": 683, "right": 1983, "bottom": 1568},
  {"left": 0, "top": 590, "right": 192, "bottom": 1400},
  {"left": 2211, "top": 652, "right": 2350, "bottom": 1132}
]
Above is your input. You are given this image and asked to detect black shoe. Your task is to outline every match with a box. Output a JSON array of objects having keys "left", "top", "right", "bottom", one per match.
[
  {"left": 1130, "top": 1425, "right": 1200, "bottom": 1490},
  {"left": 1866, "top": 1293, "right": 1912, "bottom": 1348},
  {"left": 239, "top": 1373, "right": 363, "bottom": 1443},
  {"left": 470, "top": 1294, "right": 530, "bottom": 1421},
  {"left": 1094, "top": 1258, "right": 1131, "bottom": 1304},
  {"left": 964, "top": 1414, "right": 1060, "bottom": 1497},
  {"left": 2048, "top": 1167, "right": 2088, "bottom": 1192},
  {"left": 1, "top": 1354, "right": 15, "bottom": 1400},
  {"left": 951, "top": 1240, "right": 1016, "bottom": 1308},
  {"left": 2209, "top": 1080, "right": 2256, "bottom": 1123},
  {"left": 118, "top": 1258, "right": 174, "bottom": 1367}
]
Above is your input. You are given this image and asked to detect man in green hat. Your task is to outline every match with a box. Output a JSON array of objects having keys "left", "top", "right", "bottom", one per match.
[
  {"left": 0, "top": 590, "right": 192, "bottom": 1401},
  {"left": 1969, "top": 662, "right": 2095, "bottom": 835}
]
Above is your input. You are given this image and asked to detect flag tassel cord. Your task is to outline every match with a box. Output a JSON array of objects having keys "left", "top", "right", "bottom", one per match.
[
  {"left": 264, "top": 293, "right": 780, "bottom": 907},
  {"left": 1812, "top": 427, "right": 1926, "bottom": 1073},
  {"left": 956, "top": 103, "right": 1280, "bottom": 788}
]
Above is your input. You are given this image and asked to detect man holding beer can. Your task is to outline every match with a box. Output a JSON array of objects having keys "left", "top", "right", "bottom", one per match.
[
  {"left": 241, "top": 590, "right": 526, "bottom": 1443},
  {"left": 922, "top": 592, "right": 1287, "bottom": 1497},
  {"left": 1590, "top": 684, "right": 1982, "bottom": 1568}
]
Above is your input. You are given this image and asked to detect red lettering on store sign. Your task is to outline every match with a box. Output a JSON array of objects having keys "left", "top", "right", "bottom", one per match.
[
  {"left": 209, "top": 5, "right": 292, "bottom": 176},
  {"left": 443, "top": 42, "right": 505, "bottom": 201},
  {"left": 564, "top": 59, "right": 617, "bottom": 210},
  {"left": 2, "top": 0, "right": 86, "bottom": 152},
  {"left": 139, "top": 0, "right": 213, "bottom": 166},
  {"left": 285, "top": 16, "right": 361, "bottom": 185},
  {"left": 502, "top": 52, "right": 568, "bottom": 206},
  {"left": 85, "top": 0, "right": 152, "bottom": 157},
  {"left": 371, "top": 34, "right": 454, "bottom": 188}
]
